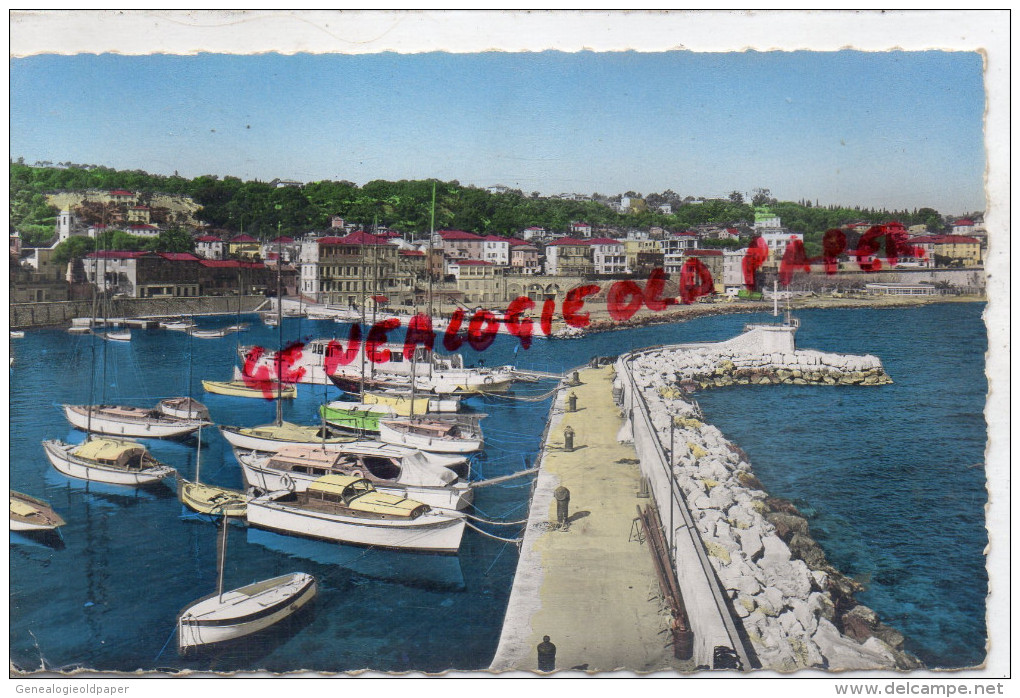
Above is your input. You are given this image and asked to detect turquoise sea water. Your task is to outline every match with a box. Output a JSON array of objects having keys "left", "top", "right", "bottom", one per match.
[{"left": 9, "top": 303, "right": 987, "bottom": 671}]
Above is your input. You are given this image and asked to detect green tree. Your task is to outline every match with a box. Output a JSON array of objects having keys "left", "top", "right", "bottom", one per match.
[{"left": 52, "top": 236, "right": 94, "bottom": 266}]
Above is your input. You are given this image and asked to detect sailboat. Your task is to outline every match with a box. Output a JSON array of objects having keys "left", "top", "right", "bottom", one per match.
[
  {"left": 95, "top": 328, "right": 131, "bottom": 342},
  {"left": 246, "top": 474, "right": 466, "bottom": 553},
  {"left": 177, "top": 512, "right": 316, "bottom": 654},
  {"left": 43, "top": 437, "right": 176, "bottom": 487},
  {"left": 236, "top": 443, "right": 474, "bottom": 511},
  {"left": 219, "top": 244, "right": 321, "bottom": 447},
  {"left": 10, "top": 491, "right": 66, "bottom": 531},
  {"left": 62, "top": 403, "right": 210, "bottom": 440},
  {"left": 158, "top": 323, "right": 211, "bottom": 421},
  {"left": 203, "top": 367, "right": 298, "bottom": 399},
  {"left": 179, "top": 426, "right": 248, "bottom": 517},
  {"left": 45, "top": 296, "right": 177, "bottom": 487},
  {"left": 159, "top": 316, "right": 195, "bottom": 331},
  {"left": 377, "top": 414, "right": 484, "bottom": 454}
]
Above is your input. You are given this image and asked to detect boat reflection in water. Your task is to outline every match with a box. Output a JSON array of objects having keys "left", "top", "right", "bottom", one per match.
[{"left": 245, "top": 528, "right": 466, "bottom": 592}]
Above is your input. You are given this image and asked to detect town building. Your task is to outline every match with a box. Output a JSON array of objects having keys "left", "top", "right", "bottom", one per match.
[
  {"left": 865, "top": 282, "right": 938, "bottom": 296},
  {"left": 753, "top": 206, "right": 782, "bottom": 232},
  {"left": 127, "top": 206, "right": 151, "bottom": 224},
  {"left": 81, "top": 250, "right": 274, "bottom": 298},
  {"left": 623, "top": 237, "right": 663, "bottom": 275},
  {"left": 951, "top": 219, "right": 976, "bottom": 236},
  {"left": 722, "top": 248, "right": 749, "bottom": 294},
  {"left": 10, "top": 246, "right": 70, "bottom": 302},
  {"left": 569, "top": 221, "right": 593, "bottom": 238},
  {"left": 310, "top": 231, "right": 416, "bottom": 307},
  {"left": 908, "top": 235, "right": 982, "bottom": 267},
  {"left": 683, "top": 249, "right": 725, "bottom": 293},
  {"left": 194, "top": 235, "right": 225, "bottom": 260},
  {"left": 661, "top": 232, "right": 699, "bottom": 273},
  {"left": 589, "top": 238, "right": 628, "bottom": 275},
  {"left": 760, "top": 232, "right": 805, "bottom": 260},
  {"left": 509, "top": 242, "right": 541, "bottom": 275},
  {"left": 521, "top": 226, "right": 546, "bottom": 241},
  {"left": 437, "top": 230, "right": 485, "bottom": 263},
  {"left": 261, "top": 236, "right": 300, "bottom": 265},
  {"left": 481, "top": 235, "right": 511, "bottom": 266},
  {"left": 544, "top": 238, "right": 594, "bottom": 276},
  {"left": 447, "top": 260, "right": 506, "bottom": 306},
  {"left": 227, "top": 234, "right": 261, "bottom": 260}
]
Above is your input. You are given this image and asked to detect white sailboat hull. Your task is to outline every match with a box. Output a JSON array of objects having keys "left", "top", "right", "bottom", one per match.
[
  {"left": 377, "top": 421, "right": 483, "bottom": 454},
  {"left": 238, "top": 457, "right": 474, "bottom": 511},
  {"left": 42, "top": 440, "right": 176, "bottom": 487},
  {"left": 177, "top": 572, "right": 317, "bottom": 653},
  {"left": 219, "top": 427, "right": 348, "bottom": 454},
  {"left": 247, "top": 494, "right": 466, "bottom": 553},
  {"left": 63, "top": 405, "right": 206, "bottom": 439}
]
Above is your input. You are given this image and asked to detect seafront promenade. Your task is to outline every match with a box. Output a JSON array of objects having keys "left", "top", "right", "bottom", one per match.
[{"left": 489, "top": 366, "right": 696, "bottom": 673}]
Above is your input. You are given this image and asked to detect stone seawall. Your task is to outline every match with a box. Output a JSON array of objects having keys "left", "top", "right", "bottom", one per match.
[
  {"left": 617, "top": 342, "right": 920, "bottom": 672},
  {"left": 10, "top": 295, "right": 268, "bottom": 329}
]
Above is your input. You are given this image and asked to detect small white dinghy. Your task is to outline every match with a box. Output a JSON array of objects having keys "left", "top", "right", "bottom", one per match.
[
  {"left": 97, "top": 329, "right": 131, "bottom": 342},
  {"left": 157, "top": 397, "right": 211, "bottom": 421},
  {"left": 177, "top": 515, "right": 316, "bottom": 654}
]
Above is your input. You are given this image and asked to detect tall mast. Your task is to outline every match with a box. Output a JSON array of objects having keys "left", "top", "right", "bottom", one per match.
[
  {"left": 427, "top": 182, "right": 436, "bottom": 320},
  {"left": 359, "top": 226, "right": 366, "bottom": 401},
  {"left": 275, "top": 230, "right": 284, "bottom": 424},
  {"left": 216, "top": 511, "right": 229, "bottom": 602},
  {"left": 194, "top": 425, "right": 203, "bottom": 484}
]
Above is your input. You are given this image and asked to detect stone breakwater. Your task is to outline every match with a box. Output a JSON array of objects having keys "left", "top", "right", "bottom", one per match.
[
  {"left": 621, "top": 346, "right": 920, "bottom": 672},
  {"left": 668, "top": 347, "right": 894, "bottom": 392}
]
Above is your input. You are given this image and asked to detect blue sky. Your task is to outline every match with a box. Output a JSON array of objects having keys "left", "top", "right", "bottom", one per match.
[{"left": 10, "top": 50, "right": 986, "bottom": 213}]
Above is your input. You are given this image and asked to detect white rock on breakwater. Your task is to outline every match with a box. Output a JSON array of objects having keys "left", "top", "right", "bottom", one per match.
[{"left": 621, "top": 346, "right": 915, "bottom": 672}]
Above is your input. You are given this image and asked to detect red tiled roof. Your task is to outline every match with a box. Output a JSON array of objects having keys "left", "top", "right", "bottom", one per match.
[
  {"left": 269, "top": 236, "right": 295, "bottom": 243},
  {"left": 483, "top": 235, "right": 509, "bottom": 242},
  {"left": 195, "top": 235, "right": 222, "bottom": 242},
  {"left": 198, "top": 259, "right": 266, "bottom": 268},
  {"left": 726, "top": 228, "right": 739, "bottom": 233},
  {"left": 685, "top": 249, "right": 723, "bottom": 256},
  {"left": 158, "top": 252, "right": 200, "bottom": 262},
  {"left": 129, "top": 205, "right": 149, "bottom": 210},
  {"left": 230, "top": 234, "right": 258, "bottom": 243},
  {"left": 127, "top": 224, "right": 158, "bottom": 230},
  {"left": 438, "top": 230, "right": 483, "bottom": 241},
  {"left": 505, "top": 237, "right": 530, "bottom": 246},
  {"left": 570, "top": 222, "right": 591, "bottom": 227},
  {"left": 524, "top": 226, "right": 544, "bottom": 231},
  {"left": 452, "top": 259, "right": 493, "bottom": 266},
  {"left": 673, "top": 231, "right": 698, "bottom": 237},
  {"left": 108, "top": 189, "right": 133, "bottom": 196},
  {"left": 910, "top": 235, "right": 980, "bottom": 244},
  {"left": 399, "top": 250, "right": 425, "bottom": 257},
  {"left": 546, "top": 237, "right": 589, "bottom": 247},
  {"left": 87, "top": 250, "right": 149, "bottom": 259},
  {"left": 954, "top": 219, "right": 975, "bottom": 226},
  {"left": 587, "top": 237, "right": 622, "bottom": 246}
]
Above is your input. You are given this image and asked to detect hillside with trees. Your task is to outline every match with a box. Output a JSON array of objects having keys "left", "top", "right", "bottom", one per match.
[{"left": 10, "top": 162, "right": 960, "bottom": 247}]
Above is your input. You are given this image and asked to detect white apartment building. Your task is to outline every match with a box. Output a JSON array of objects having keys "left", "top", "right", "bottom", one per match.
[
  {"left": 661, "top": 233, "right": 699, "bottom": 273},
  {"left": 298, "top": 238, "right": 321, "bottom": 298},
  {"left": 589, "top": 238, "right": 628, "bottom": 275},
  {"left": 481, "top": 235, "right": 511, "bottom": 266}
]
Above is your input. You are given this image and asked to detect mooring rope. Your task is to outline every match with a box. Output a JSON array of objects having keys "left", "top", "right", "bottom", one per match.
[
  {"left": 462, "top": 511, "right": 530, "bottom": 526},
  {"left": 154, "top": 624, "right": 178, "bottom": 662},
  {"left": 464, "top": 519, "right": 523, "bottom": 544},
  {"left": 476, "top": 385, "right": 561, "bottom": 402},
  {"left": 468, "top": 467, "right": 539, "bottom": 488}
]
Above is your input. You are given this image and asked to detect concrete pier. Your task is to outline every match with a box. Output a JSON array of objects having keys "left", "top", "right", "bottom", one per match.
[{"left": 489, "top": 366, "right": 696, "bottom": 673}]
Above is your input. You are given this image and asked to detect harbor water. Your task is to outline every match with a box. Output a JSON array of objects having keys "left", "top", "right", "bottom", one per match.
[{"left": 9, "top": 303, "right": 987, "bottom": 671}]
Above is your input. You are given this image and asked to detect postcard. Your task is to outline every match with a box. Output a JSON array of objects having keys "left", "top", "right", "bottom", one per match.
[{"left": 7, "top": 10, "right": 1008, "bottom": 688}]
